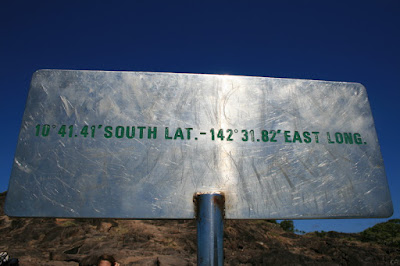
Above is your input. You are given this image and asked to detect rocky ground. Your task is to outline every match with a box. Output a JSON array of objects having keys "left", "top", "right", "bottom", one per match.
[{"left": 0, "top": 191, "right": 399, "bottom": 265}]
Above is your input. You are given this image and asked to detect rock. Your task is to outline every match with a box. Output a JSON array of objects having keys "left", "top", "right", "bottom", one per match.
[
  {"left": 98, "top": 222, "right": 113, "bottom": 232},
  {"left": 0, "top": 191, "right": 398, "bottom": 265}
]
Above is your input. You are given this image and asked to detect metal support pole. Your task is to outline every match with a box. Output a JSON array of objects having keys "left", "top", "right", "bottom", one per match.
[{"left": 195, "top": 192, "right": 225, "bottom": 266}]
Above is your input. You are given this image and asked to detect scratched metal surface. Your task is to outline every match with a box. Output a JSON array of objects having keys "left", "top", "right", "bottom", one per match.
[{"left": 5, "top": 70, "right": 393, "bottom": 218}]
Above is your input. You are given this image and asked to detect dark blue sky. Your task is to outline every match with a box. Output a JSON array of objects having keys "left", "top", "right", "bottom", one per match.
[{"left": 1, "top": 1, "right": 399, "bottom": 232}]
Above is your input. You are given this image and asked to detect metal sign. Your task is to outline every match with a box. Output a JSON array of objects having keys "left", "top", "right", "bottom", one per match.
[{"left": 5, "top": 70, "right": 393, "bottom": 219}]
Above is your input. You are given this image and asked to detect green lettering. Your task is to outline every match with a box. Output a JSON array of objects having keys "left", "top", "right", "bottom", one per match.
[
  {"left": 35, "top": 124, "right": 40, "bottom": 136},
  {"left": 148, "top": 127, "right": 157, "bottom": 139},
  {"left": 227, "top": 129, "right": 233, "bottom": 141},
  {"left": 293, "top": 131, "right": 302, "bottom": 143},
  {"left": 343, "top": 133, "right": 353, "bottom": 144},
  {"left": 116, "top": 126, "right": 124, "bottom": 138},
  {"left": 126, "top": 126, "right": 135, "bottom": 139},
  {"left": 261, "top": 130, "right": 269, "bottom": 142},
  {"left": 58, "top": 125, "right": 66, "bottom": 137},
  {"left": 90, "top": 125, "right": 96, "bottom": 138},
  {"left": 42, "top": 124, "right": 50, "bottom": 137},
  {"left": 217, "top": 129, "right": 225, "bottom": 140},
  {"left": 68, "top": 125, "right": 73, "bottom": 137},
  {"left": 186, "top": 128, "right": 193, "bottom": 140},
  {"left": 241, "top": 130, "right": 248, "bottom": 141},
  {"left": 80, "top": 125, "right": 89, "bottom": 138},
  {"left": 138, "top": 126, "right": 145, "bottom": 139},
  {"left": 165, "top": 127, "right": 172, "bottom": 139},
  {"left": 303, "top": 131, "right": 311, "bottom": 143},
  {"left": 174, "top": 128, "right": 184, "bottom": 140},
  {"left": 284, "top": 131, "right": 292, "bottom": 143},
  {"left": 335, "top": 132, "right": 344, "bottom": 144},
  {"left": 270, "top": 130, "right": 277, "bottom": 142},
  {"left": 327, "top": 132, "right": 334, "bottom": 144},
  {"left": 104, "top": 126, "right": 113, "bottom": 138},
  {"left": 312, "top": 132, "right": 320, "bottom": 143},
  {"left": 354, "top": 133, "right": 363, "bottom": 145}
]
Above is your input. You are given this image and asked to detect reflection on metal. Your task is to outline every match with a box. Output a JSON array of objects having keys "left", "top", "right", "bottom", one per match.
[
  {"left": 5, "top": 70, "right": 393, "bottom": 219},
  {"left": 195, "top": 193, "right": 224, "bottom": 266}
]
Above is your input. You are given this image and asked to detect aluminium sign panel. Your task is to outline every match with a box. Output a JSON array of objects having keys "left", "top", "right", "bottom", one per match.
[{"left": 5, "top": 70, "right": 393, "bottom": 219}]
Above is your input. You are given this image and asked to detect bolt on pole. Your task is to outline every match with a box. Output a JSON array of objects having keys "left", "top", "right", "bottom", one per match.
[{"left": 195, "top": 192, "right": 225, "bottom": 266}]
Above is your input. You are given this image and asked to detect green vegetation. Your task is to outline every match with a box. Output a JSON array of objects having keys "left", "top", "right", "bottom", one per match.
[
  {"left": 59, "top": 220, "right": 79, "bottom": 227},
  {"left": 294, "top": 228, "right": 306, "bottom": 235},
  {"left": 313, "top": 230, "right": 328, "bottom": 238},
  {"left": 280, "top": 220, "right": 294, "bottom": 232},
  {"left": 361, "top": 219, "right": 400, "bottom": 247}
]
